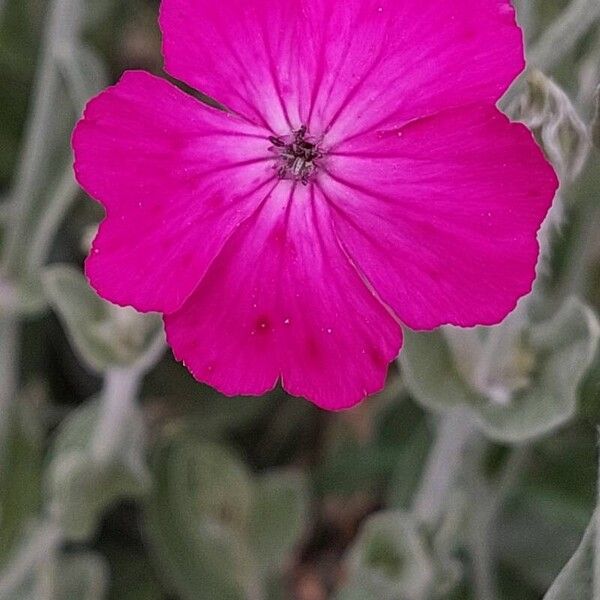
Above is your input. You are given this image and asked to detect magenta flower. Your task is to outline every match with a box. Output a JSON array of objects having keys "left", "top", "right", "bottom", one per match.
[{"left": 73, "top": 0, "right": 558, "bottom": 410}]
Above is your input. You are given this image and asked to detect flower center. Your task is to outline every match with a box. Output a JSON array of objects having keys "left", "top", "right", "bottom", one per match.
[{"left": 269, "top": 125, "right": 323, "bottom": 185}]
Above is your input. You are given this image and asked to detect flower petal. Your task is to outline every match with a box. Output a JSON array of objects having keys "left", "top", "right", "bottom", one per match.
[
  {"left": 164, "top": 184, "right": 402, "bottom": 410},
  {"left": 320, "top": 104, "right": 558, "bottom": 330},
  {"left": 160, "top": 0, "right": 313, "bottom": 132},
  {"left": 160, "top": 0, "right": 523, "bottom": 141},
  {"left": 73, "top": 70, "right": 275, "bottom": 314},
  {"left": 318, "top": 0, "right": 525, "bottom": 144}
]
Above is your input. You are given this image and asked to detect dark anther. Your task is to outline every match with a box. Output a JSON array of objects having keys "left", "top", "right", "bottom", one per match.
[{"left": 268, "top": 125, "right": 323, "bottom": 185}]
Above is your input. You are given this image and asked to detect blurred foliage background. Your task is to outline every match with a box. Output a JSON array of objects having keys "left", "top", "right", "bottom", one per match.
[{"left": 1, "top": 0, "right": 600, "bottom": 598}]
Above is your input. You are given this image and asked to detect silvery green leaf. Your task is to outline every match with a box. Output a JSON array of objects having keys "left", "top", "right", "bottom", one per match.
[
  {"left": 175, "top": 440, "right": 253, "bottom": 534},
  {"left": 516, "top": 70, "right": 590, "bottom": 181},
  {"left": 46, "top": 399, "right": 149, "bottom": 542},
  {"left": 143, "top": 435, "right": 259, "bottom": 600},
  {"left": 248, "top": 470, "right": 309, "bottom": 575},
  {"left": 401, "top": 298, "right": 600, "bottom": 442},
  {"left": 543, "top": 511, "right": 595, "bottom": 599},
  {"left": 343, "top": 511, "right": 436, "bottom": 600},
  {"left": 42, "top": 265, "right": 163, "bottom": 372}
]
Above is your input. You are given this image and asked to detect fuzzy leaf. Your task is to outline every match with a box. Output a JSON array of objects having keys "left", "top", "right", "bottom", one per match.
[
  {"left": 517, "top": 69, "right": 590, "bottom": 181},
  {"left": 401, "top": 298, "right": 600, "bottom": 442},
  {"left": 143, "top": 435, "right": 258, "bottom": 600},
  {"left": 42, "top": 264, "right": 162, "bottom": 372},
  {"left": 341, "top": 510, "right": 458, "bottom": 600},
  {"left": 543, "top": 512, "right": 595, "bottom": 599},
  {"left": 45, "top": 399, "right": 149, "bottom": 542},
  {"left": 248, "top": 470, "right": 309, "bottom": 574}
]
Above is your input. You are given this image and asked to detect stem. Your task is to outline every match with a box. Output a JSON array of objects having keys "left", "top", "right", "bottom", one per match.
[
  {"left": 412, "top": 409, "right": 477, "bottom": 526},
  {"left": 91, "top": 368, "right": 142, "bottom": 465},
  {"left": 0, "top": 520, "right": 62, "bottom": 599},
  {"left": 0, "top": 318, "right": 19, "bottom": 412},
  {"left": 0, "top": 318, "right": 19, "bottom": 470},
  {"left": 502, "top": 0, "right": 600, "bottom": 111},
  {"left": 91, "top": 334, "right": 164, "bottom": 464},
  {"left": 528, "top": 0, "right": 600, "bottom": 74},
  {"left": 594, "top": 427, "right": 600, "bottom": 598},
  {"left": 2, "top": 0, "right": 83, "bottom": 274},
  {"left": 468, "top": 447, "right": 530, "bottom": 600},
  {"left": 26, "top": 165, "right": 78, "bottom": 271}
]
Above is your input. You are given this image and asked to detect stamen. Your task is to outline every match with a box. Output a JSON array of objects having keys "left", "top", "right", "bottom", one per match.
[{"left": 269, "top": 126, "right": 323, "bottom": 185}]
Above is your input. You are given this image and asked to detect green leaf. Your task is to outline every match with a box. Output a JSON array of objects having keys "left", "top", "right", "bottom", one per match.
[
  {"left": 401, "top": 298, "right": 600, "bottom": 442},
  {"left": 248, "top": 470, "right": 309, "bottom": 574},
  {"left": 45, "top": 399, "right": 149, "bottom": 542},
  {"left": 42, "top": 265, "right": 162, "bottom": 372},
  {"left": 143, "top": 436, "right": 259, "bottom": 600}
]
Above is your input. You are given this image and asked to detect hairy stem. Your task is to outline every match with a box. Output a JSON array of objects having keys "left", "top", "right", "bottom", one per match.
[
  {"left": 91, "top": 333, "right": 164, "bottom": 465},
  {"left": 528, "top": 0, "right": 600, "bottom": 74},
  {"left": 412, "top": 409, "right": 477, "bottom": 526},
  {"left": 594, "top": 428, "right": 600, "bottom": 599},
  {"left": 2, "top": 0, "right": 83, "bottom": 275},
  {"left": 468, "top": 446, "right": 530, "bottom": 600},
  {"left": 0, "top": 318, "right": 19, "bottom": 471},
  {"left": 0, "top": 318, "right": 19, "bottom": 411},
  {"left": 26, "top": 165, "right": 79, "bottom": 271},
  {"left": 0, "top": 520, "right": 62, "bottom": 599},
  {"left": 91, "top": 368, "right": 142, "bottom": 465},
  {"left": 502, "top": 0, "right": 600, "bottom": 110}
]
